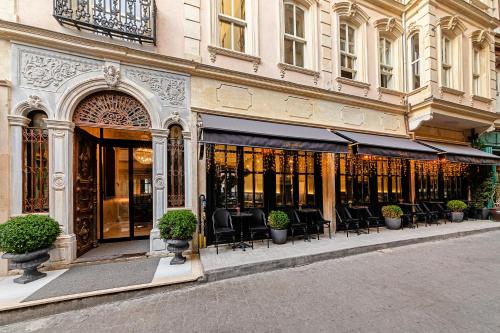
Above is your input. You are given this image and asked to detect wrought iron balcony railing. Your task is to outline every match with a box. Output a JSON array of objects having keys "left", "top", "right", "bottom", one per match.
[{"left": 53, "top": 0, "right": 156, "bottom": 44}]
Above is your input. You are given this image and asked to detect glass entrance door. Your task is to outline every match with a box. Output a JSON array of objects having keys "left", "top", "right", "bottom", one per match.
[{"left": 100, "top": 144, "right": 153, "bottom": 241}]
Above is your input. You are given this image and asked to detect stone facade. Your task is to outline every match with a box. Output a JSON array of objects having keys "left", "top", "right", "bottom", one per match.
[{"left": 0, "top": 0, "right": 499, "bottom": 272}]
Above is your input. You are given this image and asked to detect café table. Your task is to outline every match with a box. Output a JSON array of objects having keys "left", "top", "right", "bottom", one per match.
[
  {"left": 297, "top": 208, "right": 319, "bottom": 240},
  {"left": 230, "top": 212, "right": 253, "bottom": 251}
]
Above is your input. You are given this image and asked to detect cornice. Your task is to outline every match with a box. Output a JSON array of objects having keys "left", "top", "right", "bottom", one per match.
[
  {"left": 411, "top": 98, "right": 499, "bottom": 122},
  {"left": 0, "top": 19, "right": 407, "bottom": 116},
  {"left": 0, "top": 80, "right": 11, "bottom": 87},
  {"left": 357, "top": 0, "right": 405, "bottom": 16},
  {"left": 429, "top": 0, "right": 499, "bottom": 29}
]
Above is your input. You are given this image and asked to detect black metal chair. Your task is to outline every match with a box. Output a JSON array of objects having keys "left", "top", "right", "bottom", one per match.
[
  {"left": 436, "top": 202, "right": 452, "bottom": 223},
  {"left": 290, "top": 210, "right": 309, "bottom": 244},
  {"left": 422, "top": 202, "right": 440, "bottom": 225},
  {"left": 249, "top": 209, "right": 270, "bottom": 249},
  {"left": 399, "top": 205, "right": 415, "bottom": 229},
  {"left": 335, "top": 206, "right": 361, "bottom": 237},
  {"left": 212, "top": 208, "right": 236, "bottom": 255},
  {"left": 365, "top": 207, "right": 384, "bottom": 233},
  {"left": 413, "top": 204, "right": 430, "bottom": 227},
  {"left": 310, "top": 209, "right": 332, "bottom": 239}
]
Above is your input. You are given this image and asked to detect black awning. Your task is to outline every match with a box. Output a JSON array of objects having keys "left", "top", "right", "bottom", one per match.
[
  {"left": 335, "top": 130, "right": 439, "bottom": 160},
  {"left": 419, "top": 141, "right": 500, "bottom": 165},
  {"left": 199, "top": 114, "right": 349, "bottom": 153}
]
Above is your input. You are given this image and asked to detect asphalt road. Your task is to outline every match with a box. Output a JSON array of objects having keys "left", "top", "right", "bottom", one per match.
[{"left": 2, "top": 231, "right": 500, "bottom": 333}]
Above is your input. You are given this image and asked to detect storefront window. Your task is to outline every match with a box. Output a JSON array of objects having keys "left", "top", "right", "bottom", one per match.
[
  {"left": 276, "top": 150, "right": 294, "bottom": 207},
  {"left": 23, "top": 111, "right": 49, "bottom": 213},
  {"left": 298, "top": 152, "right": 315, "bottom": 206},
  {"left": 243, "top": 147, "right": 264, "bottom": 208},
  {"left": 214, "top": 145, "right": 239, "bottom": 208}
]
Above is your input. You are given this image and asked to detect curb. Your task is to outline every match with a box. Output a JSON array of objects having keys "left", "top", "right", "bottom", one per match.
[{"left": 201, "top": 226, "right": 500, "bottom": 283}]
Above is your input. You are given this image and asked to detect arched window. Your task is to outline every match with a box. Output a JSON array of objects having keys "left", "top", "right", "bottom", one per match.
[
  {"left": 167, "top": 125, "right": 185, "bottom": 207},
  {"left": 23, "top": 111, "right": 49, "bottom": 213},
  {"left": 410, "top": 33, "right": 421, "bottom": 90}
]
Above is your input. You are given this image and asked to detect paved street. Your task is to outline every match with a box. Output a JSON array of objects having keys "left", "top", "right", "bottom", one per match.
[{"left": 2, "top": 231, "right": 500, "bottom": 333}]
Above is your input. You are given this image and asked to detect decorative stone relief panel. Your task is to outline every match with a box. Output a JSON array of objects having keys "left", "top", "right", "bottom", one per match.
[
  {"left": 18, "top": 47, "right": 101, "bottom": 91},
  {"left": 380, "top": 114, "right": 402, "bottom": 132},
  {"left": 340, "top": 106, "right": 365, "bottom": 126},
  {"left": 216, "top": 84, "right": 253, "bottom": 110},
  {"left": 126, "top": 68, "right": 187, "bottom": 108},
  {"left": 285, "top": 96, "right": 313, "bottom": 119}
]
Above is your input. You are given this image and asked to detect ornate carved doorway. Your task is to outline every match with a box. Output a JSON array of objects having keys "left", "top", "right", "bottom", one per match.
[{"left": 73, "top": 91, "right": 152, "bottom": 256}]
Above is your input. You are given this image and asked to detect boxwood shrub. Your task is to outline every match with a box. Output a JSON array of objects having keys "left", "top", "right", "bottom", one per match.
[
  {"left": 268, "top": 210, "right": 289, "bottom": 230},
  {"left": 381, "top": 205, "right": 404, "bottom": 219},
  {"left": 0, "top": 215, "right": 61, "bottom": 254},
  {"left": 447, "top": 200, "right": 467, "bottom": 213},
  {"left": 158, "top": 210, "right": 197, "bottom": 240}
]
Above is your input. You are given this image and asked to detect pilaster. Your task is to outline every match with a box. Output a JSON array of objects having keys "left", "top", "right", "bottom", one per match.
[
  {"left": 8, "top": 115, "right": 30, "bottom": 216},
  {"left": 150, "top": 128, "right": 169, "bottom": 252},
  {"left": 45, "top": 119, "right": 76, "bottom": 264}
]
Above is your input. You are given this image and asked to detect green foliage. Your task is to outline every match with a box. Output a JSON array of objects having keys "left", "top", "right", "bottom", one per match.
[
  {"left": 469, "top": 165, "right": 496, "bottom": 209},
  {"left": 447, "top": 200, "right": 467, "bottom": 212},
  {"left": 268, "top": 210, "right": 290, "bottom": 230},
  {"left": 158, "top": 210, "right": 197, "bottom": 240},
  {"left": 381, "top": 205, "right": 403, "bottom": 219},
  {"left": 0, "top": 215, "right": 61, "bottom": 254}
]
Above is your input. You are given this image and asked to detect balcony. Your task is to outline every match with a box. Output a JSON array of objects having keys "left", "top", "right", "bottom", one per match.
[{"left": 53, "top": 0, "right": 156, "bottom": 44}]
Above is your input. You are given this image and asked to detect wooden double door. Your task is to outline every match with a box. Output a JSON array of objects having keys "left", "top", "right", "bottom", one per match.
[{"left": 73, "top": 128, "right": 153, "bottom": 257}]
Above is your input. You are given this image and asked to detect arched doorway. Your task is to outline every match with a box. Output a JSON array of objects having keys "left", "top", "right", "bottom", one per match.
[{"left": 72, "top": 91, "right": 153, "bottom": 257}]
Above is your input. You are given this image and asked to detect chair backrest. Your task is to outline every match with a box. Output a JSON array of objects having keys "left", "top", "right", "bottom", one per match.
[
  {"left": 212, "top": 208, "right": 232, "bottom": 230},
  {"left": 422, "top": 202, "right": 432, "bottom": 212},
  {"left": 292, "top": 210, "right": 301, "bottom": 224},
  {"left": 251, "top": 208, "right": 267, "bottom": 228},
  {"left": 344, "top": 207, "right": 355, "bottom": 219},
  {"left": 316, "top": 209, "right": 325, "bottom": 221}
]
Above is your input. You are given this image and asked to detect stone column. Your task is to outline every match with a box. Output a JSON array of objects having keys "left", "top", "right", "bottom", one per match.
[
  {"left": 322, "top": 153, "right": 336, "bottom": 232},
  {"left": 150, "top": 129, "right": 169, "bottom": 252},
  {"left": 7, "top": 115, "right": 30, "bottom": 216},
  {"left": 45, "top": 120, "right": 76, "bottom": 265},
  {"left": 183, "top": 130, "right": 192, "bottom": 209}
]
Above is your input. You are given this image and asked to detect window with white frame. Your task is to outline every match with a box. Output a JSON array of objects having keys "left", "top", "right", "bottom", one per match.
[
  {"left": 283, "top": 2, "right": 306, "bottom": 67},
  {"left": 379, "top": 37, "right": 393, "bottom": 89},
  {"left": 218, "top": 0, "right": 247, "bottom": 53},
  {"left": 340, "top": 23, "right": 357, "bottom": 80},
  {"left": 441, "top": 36, "right": 452, "bottom": 88},
  {"left": 473, "top": 48, "right": 481, "bottom": 95},
  {"left": 410, "top": 33, "right": 421, "bottom": 90}
]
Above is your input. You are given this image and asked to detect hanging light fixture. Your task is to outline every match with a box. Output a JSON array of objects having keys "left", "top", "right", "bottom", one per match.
[{"left": 133, "top": 148, "right": 153, "bottom": 165}]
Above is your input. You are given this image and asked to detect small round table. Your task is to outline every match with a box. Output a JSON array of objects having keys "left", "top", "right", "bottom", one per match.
[{"left": 231, "top": 212, "right": 253, "bottom": 251}]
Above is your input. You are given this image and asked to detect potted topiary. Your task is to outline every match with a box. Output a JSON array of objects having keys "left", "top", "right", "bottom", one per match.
[
  {"left": 381, "top": 205, "right": 403, "bottom": 230},
  {"left": 0, "top": 215, "right": 61, "bottom": 284},
  {"left": 268, "top": 210, "right": 289, "bottom": 244},
  {"left": 447, "top": 200, "right": 468, "bottom": 222},
  {"left": 158, "top": 210, "right": 197, "bottom": 265}
]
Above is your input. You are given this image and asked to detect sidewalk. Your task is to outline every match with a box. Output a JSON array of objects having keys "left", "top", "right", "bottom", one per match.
[
  {"left": 200, "top": 220, "right": 500, "bottom": 282},
  {"left": 0, "top": 255, "right": 203, "bottom": 313}
]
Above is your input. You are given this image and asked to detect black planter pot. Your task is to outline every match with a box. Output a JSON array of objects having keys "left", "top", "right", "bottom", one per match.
[
  {"left": 2, "top": 247, "right": 52, "bottom": 284},
  {"left": 166, "top": 239, "right": 190, "bottom": 265}
]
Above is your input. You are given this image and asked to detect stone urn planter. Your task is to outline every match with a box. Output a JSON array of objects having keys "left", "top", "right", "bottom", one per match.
[
  {"left": 166, "top": 239, "right": 190, "bottom": 265},
  {"left": 384, "top": 217, "right": 401, "bottom": 230},
  {"left": 268, "top": 210, "right": 290, "bottom": 245},
  {"left": 2, "top": 247, "right": 52, "bottom": 284},
  {"left": 270, "top": 228, "right": 288, "bottom": 244},
  {"left": 451, "top": 212, "right": 464, "bottom": 222},
  {"left": 489, "top": 208, "right": 500, "bottom": 222},
  {"left": 158, "top": 210, "right": 197, "bottom": 265},
  {"left": 0, "top": 215, "right": 61, "bottom": 284},
  {"left": 478, "top": 208, "right": 490, "bottom": 220},
  {"left": 381, "top": 205, "right": 404, "bottom": 230}
]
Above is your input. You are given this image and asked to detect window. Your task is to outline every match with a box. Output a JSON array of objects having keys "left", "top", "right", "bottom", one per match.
[
  {"left": 283, "top": 3, "right": 306, "bottom": 67},
  {"left": 379, "top": 37, "right": 393, "bottom": 88},
  {"left": 243, "top": 147, "right": 264, "bottom": 208},
  {"left": 167, "top": 125, "right": 185, "bottom": 208},
  {"left": 340, "top": 23, "right": 357, "bottom": 79},
  {"left": 410, "top": 33, "right": 421, "bottom": 90},
  {"left": 473, "top": 49, "right": 481, "bottom": 95},
  {"left": 218, "top": 0, "right": 247, "bottom": 53},
  {"left": 214, "top": 145, "right": 239, "bottom": 208},
  {"left": 441, "top": 37, "right": 452, "bottom": 87},
  {"left": 23, "top": 111, "right": 49, "bottom": 213},
  {"left": 275, "top": 150, "right": 294, "bottom": 207},
  {"left": 297, "top": 152, "right": 315, "bottom": 207}
]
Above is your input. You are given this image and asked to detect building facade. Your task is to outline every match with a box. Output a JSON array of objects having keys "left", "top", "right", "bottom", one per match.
[{"left": 0, "top": 0, "right": 499, "bottom": 274}]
